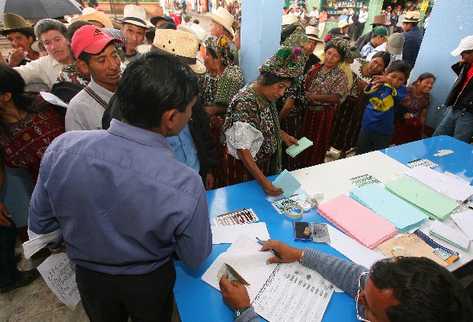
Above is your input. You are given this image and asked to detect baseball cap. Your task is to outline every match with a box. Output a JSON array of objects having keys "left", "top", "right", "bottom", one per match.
[
  {"left": 71, "top": 25, "right": 117, "bottom": 59},
  {"left": 451, "top": 35, "right": 473, "bottom": 57},
  {"left": 372, "top": 26, "right": 388, "bottom": 37}
]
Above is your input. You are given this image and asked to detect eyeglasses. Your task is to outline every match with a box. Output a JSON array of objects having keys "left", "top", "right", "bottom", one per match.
[{"left": 355, "top": 271, "right": 371, "bottom": 322}]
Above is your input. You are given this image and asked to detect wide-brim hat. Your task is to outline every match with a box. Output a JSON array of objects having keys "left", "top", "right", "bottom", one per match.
[
  {"left": 150, "top": 15, "right": 173, "bottom": 26},
  {"left": 371, "top": 15, "right": 389, "bottom": 26},
  {"left": 403, "top": 11, "right": 421, "bottom": 23},
  {"left": 206, "top": 7, "right": 235, "bottom": 37},
  {"left": 282, "top": 14, "right": 299, "bottom": 26},
  {"left": 121, "top": 4, "right": 153, "bottom": 29},
  {"left": 152, "top": 29, "right": 206, "bottom": 74},
  {"left": 305, "top": 26, "right": 323, "bottom": 42},
  {"left": 338, "top": 21, "right": 350, "bottom": 29},
  {"left": 451, "top": 35, "right": 473, "bottom": 56},
  {"left": 178, "top": 24, "right": 207, "bottom": 43},
  {"left": 387, "top": 32, "right": 405, "bottom": 55},
  {"left": 0, "top": 13, "right": 33, "bottom": 35},
  {"left": 72, "top": 10, "right": 113, "bottom": 28}
]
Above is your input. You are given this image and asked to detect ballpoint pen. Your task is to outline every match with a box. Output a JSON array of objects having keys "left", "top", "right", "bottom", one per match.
[{"left": 256, "top": 237, "right": 281, "bottom": 258}]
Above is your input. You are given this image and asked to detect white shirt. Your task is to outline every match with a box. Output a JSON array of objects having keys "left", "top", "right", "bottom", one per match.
[
  {"left": 366, "top": 42, "right": 403, "bottom": 62},
  {"left": 359, "top": 10, "right": 368, "bottom": 23},
  {"left": 65, "top": 79, "right": 114, "bottom": 131},
  {"left": 14, "top": 55, "right": 64, "bottom": 90}
]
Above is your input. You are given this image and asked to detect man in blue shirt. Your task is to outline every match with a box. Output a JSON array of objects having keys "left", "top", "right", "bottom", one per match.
[
  {"left": 401, "top": 11, "right": 423, "bottom": 68},
  {"left": 28, "top": 52, "right": 212, "bottom": 322}
]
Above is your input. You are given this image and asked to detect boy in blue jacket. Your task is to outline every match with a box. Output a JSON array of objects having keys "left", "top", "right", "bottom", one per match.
[{"left": 357, "top": 61, "right": 411, "bottom": 154}]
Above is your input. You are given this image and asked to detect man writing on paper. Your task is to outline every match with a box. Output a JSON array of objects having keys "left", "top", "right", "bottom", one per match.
[
  {"left": 220, "top": 241, "right": 473, "bottom": 321},
  {"left": 28, "top": 53, "right": 212, "bottom": 322}
]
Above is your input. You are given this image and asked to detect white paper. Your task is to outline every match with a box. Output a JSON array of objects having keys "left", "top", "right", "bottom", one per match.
[
  {"left": 253, "top": 262, "right": 334, "bottom": 322},
  {"left": 430, "top": 220, "right": 471, "bottom": 251},
  {"left": 406, "top": 167, "right": 473, "bottom": 202},
  {"left": 211, "top": 222, "right": 270, "bottom": 244},
  {"left": 326, "top": 225, "right": 385, "bottom": 269},
  {"left": 291, "top": 151, "right": 409, "bottom": 203},
  {"left": 22, "top": 230, "right": 61, "bottom": 259},
  {"left": 201, "top": 236, "right": 277, "bottom": 301},
  {"left": 452, "top": 210, "right": 473, "bottom": 240},
  {"left": 40, "top": 92, "right": 69, "bottom": 109},
  {"left": 37, "top": 253, "right": 80, "bottom": 308}
]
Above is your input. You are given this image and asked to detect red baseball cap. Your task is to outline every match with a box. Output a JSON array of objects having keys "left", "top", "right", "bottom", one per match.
[{"left": 71, "top": 25, "right": 116, "bottom": 59}]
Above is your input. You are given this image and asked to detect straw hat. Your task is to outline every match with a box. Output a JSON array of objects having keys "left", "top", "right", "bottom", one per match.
[
  {"left": 305, "top": 26, "right": 323, "bottom": 42},
  {"left": 121, "top": 5, "right": 153, "bottom": 29},
  {"left": 152, "top": 29, "right": 206, "bottom": 74},
  {"left": 386, "top": 33, "right": 405, "bottom": 55},
  {"left": 0, "top": 13, "right": 32, "bottom": 35},
  {"left": 403, "top": 11, "right": 421, "bottom": 23},
  {"left": 72, "top": 9, "right": 113, "bottom": 28},
  {"left": 178, "top": 23, "right": 207, "bottom": 43},
  {"left": 206, "top": 7, "right": 235, "bottom": 37},
  {"left": 281, "top": 14, "right": 299, "bottom": 26}
]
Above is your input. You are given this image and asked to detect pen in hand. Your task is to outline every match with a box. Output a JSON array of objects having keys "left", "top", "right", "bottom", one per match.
[{"left": 256, "top": 237, "right": 281, "bottom": 258}]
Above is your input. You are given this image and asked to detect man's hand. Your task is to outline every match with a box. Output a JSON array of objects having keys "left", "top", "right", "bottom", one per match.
[
  {"left": 8, "top": 48, "right": 26, "bottom": 67},
  {"left": 0, "top": 202, "right": 12, "bottom": 227},
  {"left": 260, "top": 240, "right": 303, "bottom": 264},
  {"left": 280, "top": 131, "right": 298, "bottom": 147},
  {"left": 219, "top": 275, "right": 251, "bottom": 310}
]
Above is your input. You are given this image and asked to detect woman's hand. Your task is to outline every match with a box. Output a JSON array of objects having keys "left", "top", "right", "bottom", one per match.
[
  {"left": 280, "top": 131, "right": 298, "bottom": 146},
  {"left": 262, "top": 181, "right": 283, "bottom": 196}
]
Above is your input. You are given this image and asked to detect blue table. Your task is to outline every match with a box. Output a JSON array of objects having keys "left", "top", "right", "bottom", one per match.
[{"left": 174, "top": 136, "right": 473, "bottom": 322}]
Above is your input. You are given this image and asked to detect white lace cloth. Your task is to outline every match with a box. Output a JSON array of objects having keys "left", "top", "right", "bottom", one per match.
[{"left": 225, "top": 121, "right": 264, "bottom": 160}]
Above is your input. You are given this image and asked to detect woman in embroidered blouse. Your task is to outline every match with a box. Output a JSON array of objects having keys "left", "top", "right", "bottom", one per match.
[
  {"left": 223, "top": 47, "right": 303, "bottom": 196},
  {"left": 0, "top": 65, "right": 65, "bottom": 186},
  {"left": 331, "top": 51, "right": 391, "bottom": 156},
  {"left": 299, "top": 39, "right": 349, "bottom": 167},
  {"left": 392, "top": 72, "right": 436, "bottom": 144}
]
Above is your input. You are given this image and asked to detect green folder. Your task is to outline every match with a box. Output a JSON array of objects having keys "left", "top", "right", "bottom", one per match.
[
  {"left": 285, "top": 137, "right": 313, "bottom": 158},
  {"left": 385, "top": 176, "right": 459, "bottom": 221}
]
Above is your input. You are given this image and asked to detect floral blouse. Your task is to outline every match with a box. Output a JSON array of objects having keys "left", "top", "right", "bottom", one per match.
[
  {"left": 223, "top": 83, "right": 282, "bottom": 164},
  {"left": 304, "top": 64, "right": 349, "bottom": 108},
  {"left": 199, "top": 65, "right": 244, "bottom": 109}
]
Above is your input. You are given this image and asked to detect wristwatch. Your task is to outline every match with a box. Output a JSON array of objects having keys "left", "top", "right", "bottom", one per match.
[{"left": 235, "top": 306, "right": 250, "bottom": 317}]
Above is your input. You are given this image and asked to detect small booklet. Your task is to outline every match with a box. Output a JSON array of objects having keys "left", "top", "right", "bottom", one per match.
[
  {"left": 213, "top": 208, "right": 259, "bottom": 226},
  {"left": 286, "top": 137, "right": 313, "bottom": 158},
  {"left": 294, "top": 222, "right": 330, "bottom": 243},
  {"left": 273, "top": 170, "right": 301, "bottom": 198}
]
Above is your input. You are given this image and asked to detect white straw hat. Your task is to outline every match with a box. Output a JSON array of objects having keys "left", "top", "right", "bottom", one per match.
[
  {"left": 178, "top": 23, "right": 208, "bottom": 43},
  {"left": 305, "top": 26, "right": 323, "bottom": 42},
  {"left": 152, "top": 29, "right": 206, "bottom": 74},
  {"left": 206, "top": 7, "right": 235, "bottom": 37},
  {"left": 451, "top": 35, "right": 473, "bottom": 57},
  {"left": 282, "top": 14, "right": 298, "bottom": 26},
  {"left": 121, "top": 5, "right": 152, "bottom": 29}
]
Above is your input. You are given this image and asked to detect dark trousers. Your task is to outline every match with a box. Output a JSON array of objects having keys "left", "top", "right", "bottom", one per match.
[
  {"left": 0, "top": 220, "right": 19, "bottom": 288},
  {"left": 76, "top": 260, "right": 176, "bottom": 322},
  {"left": 357, "top": 128, "right": 392, "bottom": 154}
]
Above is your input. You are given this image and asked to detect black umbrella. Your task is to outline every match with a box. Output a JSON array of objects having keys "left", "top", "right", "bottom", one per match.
[{"left": 0, "top": 0, "right": 82, "bottom": 20}]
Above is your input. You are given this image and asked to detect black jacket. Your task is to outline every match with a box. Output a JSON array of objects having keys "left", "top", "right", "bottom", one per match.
[{"left": 446, "top": 62, "right": 473, "bottom": 112}]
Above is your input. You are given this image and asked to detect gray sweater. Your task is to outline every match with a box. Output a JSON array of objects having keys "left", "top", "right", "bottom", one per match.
[{"left": 236, "top": 249, "right": 368, "bottom": 322}]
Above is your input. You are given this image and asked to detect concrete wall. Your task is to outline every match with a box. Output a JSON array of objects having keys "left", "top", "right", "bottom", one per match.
[
  {"left": 410, "top": 0, "right": 473, "bottom": 128},
  {"left": 240, "top": 0, "right": 283, "bottom": 82}
]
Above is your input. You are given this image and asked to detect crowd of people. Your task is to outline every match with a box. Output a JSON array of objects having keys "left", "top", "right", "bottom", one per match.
[{"left": 0, "top": 2, "right": 473, "bottom": 322}]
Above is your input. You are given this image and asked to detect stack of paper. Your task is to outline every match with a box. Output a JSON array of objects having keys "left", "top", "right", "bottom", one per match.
[
  {"left": 429, "top": 221, "right": 470, "bottom": 251},
  {"left": 273, "top": 170, "right": 301, "bottom": 198},
  {"left": 386, "top": 176, "right": 458, "bottom": 220},
  {"left": 318, "top": 195, "right": 398, "bottom": 249},
  {"left": 211, "top": 222, "right": 270, "bottom": 244},
  {"left": 451, "top": 210, "right": 473, "bottom": 240},
  {"left": 350, "top": 184, "right": 427, "bottom": 232},
  {"left": 406, "top": 167, "right": 473, "bottom": 202}
]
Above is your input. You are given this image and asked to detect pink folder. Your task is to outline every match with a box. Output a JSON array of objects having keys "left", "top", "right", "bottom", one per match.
[{"left": 319, "top": 195, "right": 398, "bottom": 249}]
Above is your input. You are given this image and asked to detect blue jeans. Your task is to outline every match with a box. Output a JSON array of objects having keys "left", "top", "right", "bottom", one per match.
[{"left": 433, "top": 107, "right": 473, "bottom": 142}]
